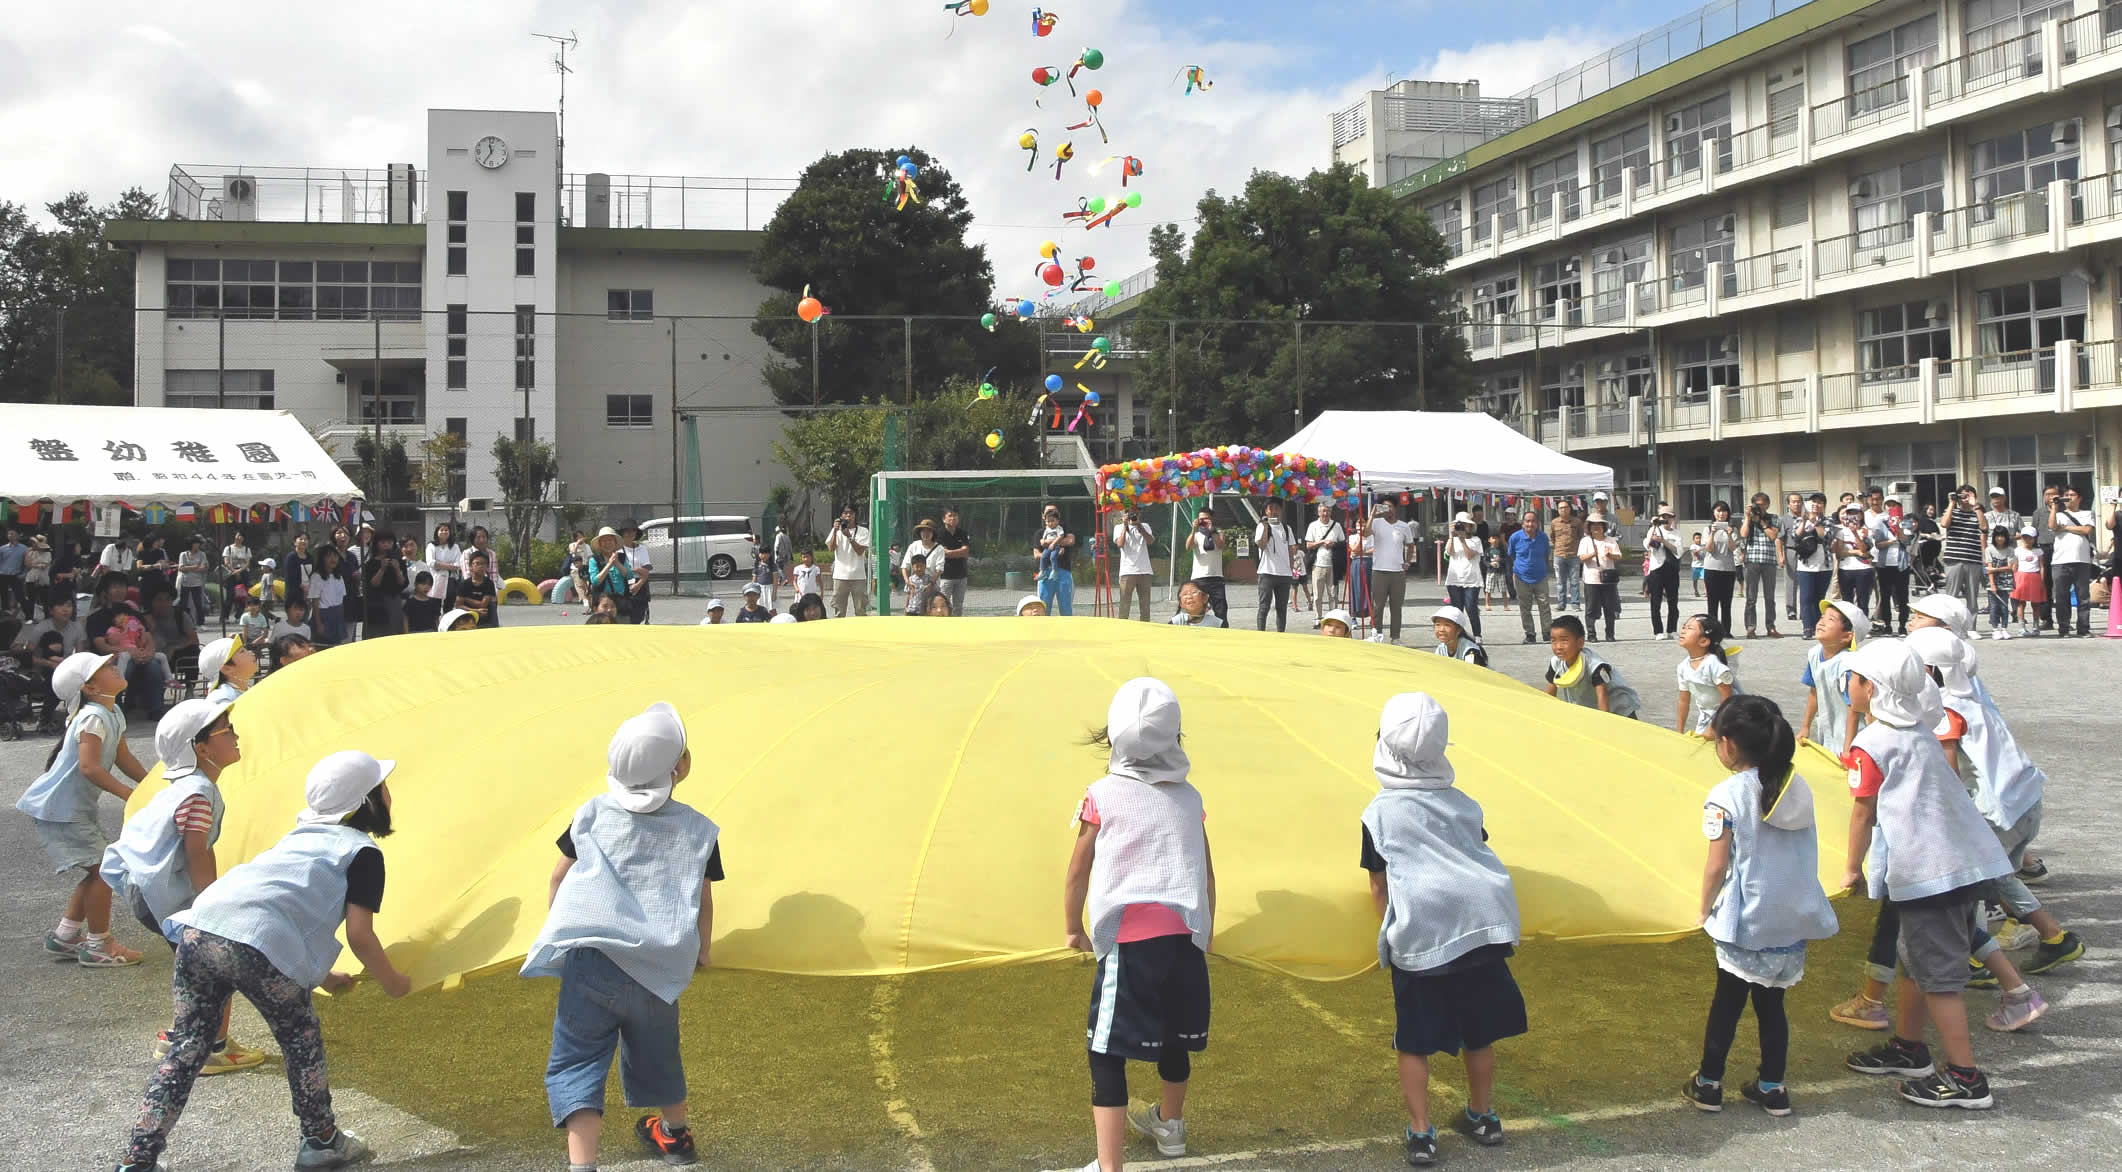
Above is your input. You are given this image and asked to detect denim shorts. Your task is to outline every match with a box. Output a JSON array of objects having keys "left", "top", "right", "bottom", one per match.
[{"left": 544, "top": 947, "right": 686, "bottom": 1126}]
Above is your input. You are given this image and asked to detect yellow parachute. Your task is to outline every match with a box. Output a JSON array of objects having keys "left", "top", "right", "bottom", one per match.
[{"left": 128, "top": 622, "right": 1852, "bottom": 990}]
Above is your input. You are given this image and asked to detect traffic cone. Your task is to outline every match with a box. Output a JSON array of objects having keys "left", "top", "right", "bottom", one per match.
[{"left": 2104, "top": 579, "right": 2121, "bottom": 639}]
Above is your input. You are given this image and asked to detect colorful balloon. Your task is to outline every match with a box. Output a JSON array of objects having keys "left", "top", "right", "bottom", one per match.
[
  {"left": 1084, "top": 390, "right": 1101, "bottom": 406},
  {"left": 1040, "top": 263, "right": 1065, "bottom": 286},
  {"left": 1125, "top": 191, "right": 1142, "bottom": 208},
  {"left": 1086, "top": 195, "right": 1106, "bottom": 215},
  {"left": 1085, "top": 89, "right": 1102, "bottom": 107},
  {"left": 1079, "top": 48, "right": 1104, "bottom": 70},
  {"left": 1044, "top": 374, "right": 1064, "bottom": 392},
  {"left": 1032, "top": 66, "right": 1059, "bottom": 86},
  {"left": 1102, "top": 280, "right": 1121, "bottom": 297},
  {"left": 1016, "top": 300, "right": 1035, "bottom": 317},
  {"left": 978, "top": 382, "right": 998, "bottom": 399},
  {"left": 985, "top": 430, "right": 1002, "bottom": 451},
  {"left": 1040, "top": 240, "right": 1060, "bottom": 259},
  {"left": 1092, "top": 336, "right": 1112, "bottom": 353},
  {"left": 980, "top": 312, "right": 997, "bottom": 332}
]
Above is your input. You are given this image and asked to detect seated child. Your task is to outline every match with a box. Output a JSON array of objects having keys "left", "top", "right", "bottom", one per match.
[
  {"left": 1017, "top": 594, "right": 1049, "bottom": 617},
  {"left": 522, "top": 703, "right": 722, "bottom": 1171},
  {"left": 1683, "top": 694, "right": 1837, "bottom": 1116},
  {"left": 699, "top": 599, "right": 727, "bottom": 626},
  {"left": 1542, "top": 616, "right": 1639, "bottom": 717},
  {"left": 1063, "top": 678, "right": 1215, "bottom": 1169},
  {"left": 438, "top": 607, "right": 481, "bottom": 633},
  {"left": 237, "top": 596, "right": 271, "bottom": 651},
  {"left": 1362, "top": 692, "right": 1525, "bottom": 1164},
  {"left": 734, "top": 583, "right": 772, "bottom": 623},
  {"left": 1429, "top": 606, "right": 1488, "bottom": 667},
  {"left": 1320, "top": 608, "right": 1353, "bottom": 638},
  {"left": 1167, "top": 581, "right": 1224, "bottom": 628}
]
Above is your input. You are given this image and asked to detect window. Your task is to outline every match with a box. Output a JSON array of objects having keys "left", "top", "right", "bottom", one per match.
[
  {"left": 166, "top": 256, "right": 420, "bottom": 322},
  {"left": 1526, "top": 152, "right": 1578, "bottom": 222},
  {"left": 1969, "top": 120, "right": 2080, "bottom": 211},
  {"left": 164, "top": 369, "right": 274, "bottom": 410},
  {"left": 164, "top": 258, "right": 219, "bottom": 318},
  {"left": 1425, "top": 195, "right": 1462, "bottom": 244},
  {"left": 1981, "top": 430, "right": 2094, "bottom": 516},
  {"left": 515, "top": 305, "right": 536, "bottom": 391},
  {"left": 607, "top": 289, "right": 655, "bottom": 320},
  {"left": 514, "top": 192, "right": 535, "bottom": 276},
  {"left": 1667, "top": 211, "right": 1736, "bottom": 294},
  {"left": 1533, "top": 256, "right": 1580, "bottom": 326},
  {"left": 1850, "top": 154, "right": 1945, "bottom": 247},
  {"left": 1539, "top": 361, "right": 1585, "bottom": 412},
  {"left": 1771, "top": 183, "right": 1809, "bottom": 228},
  {"left": 1976, "top": 276, "right": 2086, "bottom": 371},
  {"left": 1846, "top": 16, "right": 1937, "bottom": 114},
  {"left": 1965, "top": 0, "right": 2073, "bottom": 73},
  {"left": 1591, "top": 125, "right": 1650, "bottom": 201},
  {"left": 606, "top": 393, "right": 654, "bottom": 428},
  {"left": 446, "top": 191, "right": 467, "bottom": 276},
  {"left": 1858, "top": 300, "right": 1951, "bottom": 381},
  {"left": 1863, "top": 440, "right": 1959, "bottom": 510},
  {"left": 1470, "top": 272, "right": 1517, "bottom": 342},
  {"left": 1672, "top": 334, "right": 1739, "bottom": 401},
  {"left": 1775, "top": 309, "right": 1814, "bottom": 355},
  {"left": 1768, "top": 83, "right": 1805, "bottom": 139},
  {"left": 352, "top": 375, "right": 422, "bottom": 424},
  {"left": 1588, "top": 237, "right": 1651, "bottom": 323},
  {"left": 1473, "top": 372, "right": 1524, "bottom": 421},
  {"left": 1677, "top": 451, "right": 1745, "bottom": 520},
  {"left": 446, "top": 303, "right": 467, "bottom": 390},
  {"left": 1471, "top": 176, "right": 1516, "bottom": 240},
  {"left": 1664, "top": 92, "right": 1731, "bottom": 177}
]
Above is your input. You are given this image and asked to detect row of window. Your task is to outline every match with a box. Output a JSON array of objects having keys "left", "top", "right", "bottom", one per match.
[
  {"left": 165, "top": 258, "right": 424, "bottom": 320},
  {"left": 158, "top": 370, "right": 659, "bottom": 434},
  {"left": 442, "top": 190, "right": 538, "bottom": 277}
]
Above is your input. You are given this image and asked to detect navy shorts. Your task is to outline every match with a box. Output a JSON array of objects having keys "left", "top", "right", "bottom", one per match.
[
  {"left": 1085, "top": 934, "right": 1210, "bottom": 1062},
  {"left": 1389, "top": 957, "right": 1528, "bottom": 1057}
]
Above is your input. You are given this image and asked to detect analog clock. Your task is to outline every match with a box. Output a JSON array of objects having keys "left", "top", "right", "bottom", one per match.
[{"left": 473, "top": 135, "right": 510, "bottom": 169}]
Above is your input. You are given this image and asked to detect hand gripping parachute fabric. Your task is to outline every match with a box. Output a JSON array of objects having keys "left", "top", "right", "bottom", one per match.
[{"left": 126, "top": 623, "right": 1854, "bottom": 989}]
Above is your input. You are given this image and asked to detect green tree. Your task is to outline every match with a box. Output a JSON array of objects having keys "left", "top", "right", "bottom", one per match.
[
  {"left": 1133, "top": 164, "right": 1469, "bottom": 448},
  {"left": 0, "top": 189, "right": 160, "bottom": 404},
  {"left": 772, "top": 380, "right": 1035, "bottom": 518},
  {"left": 353, "top": 433, "right": 413, "bottom": 502},
  {"left": 491, "top": 435, "right": 560, "bottom": 576},
  {"left": 749, "top": 147, "right": 1037, "bottom": 406}
]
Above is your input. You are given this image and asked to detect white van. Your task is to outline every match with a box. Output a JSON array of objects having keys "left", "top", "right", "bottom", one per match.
[{"left": 635, "top": 515, "right": 757, "bottom": 581}]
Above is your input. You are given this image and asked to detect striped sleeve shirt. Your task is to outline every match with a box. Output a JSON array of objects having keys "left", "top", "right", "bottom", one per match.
[
  {"left": 1944, "top": 506, "right": 1985, "bottom": 564},
  {"left": 173, "top": 795, "right": 215, "bottom": 836}
]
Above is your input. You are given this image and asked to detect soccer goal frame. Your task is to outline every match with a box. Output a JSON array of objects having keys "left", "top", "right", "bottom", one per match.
[{"left": 870, "top": 466, "right": 1107, "bottom": 615}]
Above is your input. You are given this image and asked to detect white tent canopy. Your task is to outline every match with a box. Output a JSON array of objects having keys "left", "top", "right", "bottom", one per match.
[
  {"left": 1276, "top": 410, "right": 1614, "bottom": 495},
  {"left": 0, "top": 403, "right": 361, "bottom": 507}
]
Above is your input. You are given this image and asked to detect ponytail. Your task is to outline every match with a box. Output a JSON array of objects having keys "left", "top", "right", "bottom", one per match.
[
  {"left": 1710, "top": 694, "right": 1795, "bottom": 809},
  {"left": 1689, "top": 614, "right": 1732, "bottom": 664}
]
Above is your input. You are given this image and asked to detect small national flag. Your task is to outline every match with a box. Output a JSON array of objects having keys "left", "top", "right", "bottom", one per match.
[
  {"left": 142, "top": 503, "right": 171, "bottom": 526},
  {"left": 174, "top": 501, "right": 197, "bottom": 522}
]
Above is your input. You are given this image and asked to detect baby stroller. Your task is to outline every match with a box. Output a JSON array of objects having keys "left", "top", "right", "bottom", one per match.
[
  {"left": 1908, "top": 534, "right": 1944, "bottom": 594},
  {"left": 0, "top": 654, "right": 37, "bottom": 742}
]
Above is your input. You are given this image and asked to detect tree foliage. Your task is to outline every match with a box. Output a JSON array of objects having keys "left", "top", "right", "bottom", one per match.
[
  {"left": 491, "top": 435, "right": 560, "bottom": 576},
  {"left": 352, "top": 433, "right": 413, "bottom": 502},
  {"left": 749, "top": 147, "right": 1036, "bottom": 406},
  {"left": 773, "top": 380, "right": 1038, "bottom": 517},
  {"left": 1132, "top": 164, "right": 1469, "bottom": 448},
  {"left": 0, "top": 189, "right": 160, "bottom": 404}
]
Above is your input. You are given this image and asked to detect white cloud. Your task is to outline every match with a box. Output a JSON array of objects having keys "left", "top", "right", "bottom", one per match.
[
  {"left": 2, "top": 2, "right": 1381, "bottom": 293},
  {"left": 1404, "top": 28, "right": 1618, "bottom": 100}
]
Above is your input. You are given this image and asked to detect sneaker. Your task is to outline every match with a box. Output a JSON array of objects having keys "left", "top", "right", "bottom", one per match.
[
  {"left": 1991, "top": 918, "right": 2039, "bottom": 951},
  {"left": 1451, "top": 1108, "right": 1504, "bottom": 1146},
  {"left": 1986, "top": 986, "right": 2049, "bottom": 1032},
  {"left": 1899, "top": 1068, "right": 1994, "bottom": 1110},
  {"left": 1990, "top": 629, "right": 2008, "bottom": 640},
  {"left": 201, "top": 1037, "right": 267, "bottom": 1076},
  {"left": 1846, "top": 1037, "right": 1934, "bottom": 1077},
  {"left": 45, "top": 931, "right": 82, "bottom": 960},
  {"left": 293, "top": 1128, "right": 371, "bottom": 1168},
  {"left": 76, "top": 937, "right": 143, "bottom": 967},
  {"left": 1740, "top": 1080, "right": 1792, "bottom": 1116},
  {"left": 1403, "top": 1127, "right": 1438, "bottom": 1167},
  {"left": 2024, "top": 931, "right": 2084, "bottom": 974},
  {"left": 152, "top": 1032, "right": 170, "bottom": 1061},
  {"left": 2018, "top": 858, "right": 2050, "bottom": 885},
  {"left": 1126, "top": 1102, "right": 1185, "bottom": 1157},
  {"left": 1682, "top": 1075, "right": 1723, "bottom": 1112},
  {"left": 634, "top": 1115, "right": 698, "bottom": 1166},
  {"left": 1982, "top": 900, "right": 2007, "bottom": 924},
  {"left": 1828, "top": 994, "right": 1890, "bottom": 1030},
  {"left": 1966, "top": 961, "right": 2000, "bottom": 990}
]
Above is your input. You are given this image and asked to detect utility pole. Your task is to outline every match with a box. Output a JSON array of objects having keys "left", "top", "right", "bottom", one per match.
[
  {"left": 371, "top": 316, "right": 384, "bottom": 500},
  {"left": 810, "top": 321, "right": 821, "bottom": 404},
  {"left": 216, "top": 314, "right": 226, "bottom": 410},
  {"left": 533, "top": 31, "right": 578, "bottom": 222},
  {"left": 53, "top": 308, "right": 65, "bottom": 402},
  {"left": 1293, "top": 320, "right": 1304, "bottom": 432},
  {"left": 669, "top": 318, "right": 681, "bottom": 507},
  {"left": 902, "top": 317, "right": 914, "bottom": 404}
]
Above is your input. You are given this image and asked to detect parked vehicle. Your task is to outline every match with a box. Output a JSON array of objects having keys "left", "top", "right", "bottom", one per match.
[{"left": 635, "top": 515, "right": 757, "bottom": 581}]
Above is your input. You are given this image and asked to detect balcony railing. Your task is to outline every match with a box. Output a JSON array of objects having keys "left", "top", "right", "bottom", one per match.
[
  {"left": 1663, "top": 391, "right": 1714, "bottom": 429},
  {"left": 1816, "top": 222, "right": 1917, "bottom": 279},
  {"left": 1811, "top": 75, "right": 1915, "bottom": 143},
  {"left": 1935, "top": 191, "right": 2050, "bottom": 255},
  {"left": 1927, "top": 30, "right": 2044, "bottom": 107},
  {"left": 2082, "top": 337, "right": 2119, "bottom": 388},
  {"left": 558, "top": 174, "right": 793, "bottom": 231},
  {"left": 167, "top": 165, "right": 423, "bottom": 225},
  {"left": 2070, "top": 170, "right": 2122, "bottom": 224},
  {"left": 1722, "top": 379, "right": 1804, "bottom": 423},
  {"left": 1728, "top": 246, "right": 1803, "bottom": 297}
]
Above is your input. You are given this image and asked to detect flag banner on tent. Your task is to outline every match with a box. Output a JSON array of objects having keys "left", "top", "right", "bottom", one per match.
[
  {"left": 0, "top": 403, "right": 360, "bottom": 506},
  {"left": 128, "top": 623, "right": 1853, "bottom": 990}
]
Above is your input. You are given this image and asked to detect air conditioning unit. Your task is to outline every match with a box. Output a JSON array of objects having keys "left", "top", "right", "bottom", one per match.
[
  {"left": 457, "top": 497, "right": 492, "bottom": 513},
  {"left": 1666, "top": 114, "right": 1685, "bottom": 133},
  {"left": 1603, "top": 249, "right": 1624, "bottom": 265},
  {"left": 221, "top": 175, "right": 258, "bottom": 222},
  {"left": 2051, "top": 120, "right": 2078, "bottom": 144},
  {"left": 1926, "top": 300, "right": 1949, "bottom": 322},
  {"left": 1850, "top": 178, "right": 1874, "bottom": 198},
  {"left": 1717, "top": 213, "right": 1736, "bottom": 233},
  {"left": 2108, "top": 107, "right": 2122, "bottom": 129}
]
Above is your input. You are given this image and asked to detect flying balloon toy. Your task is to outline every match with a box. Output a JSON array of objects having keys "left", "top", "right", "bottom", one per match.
[
  {"left": 1031, "top": 7, "right": 1058, "bottom": 36},
  {"left": 1062, "top": 195, "right": 1105, "bottom": 224},
  {"left": 1066, "top": 47, "right": 1104, "bottom": 96},
  {"left": 1176, "top": 65, "right": 1213, "bottom": 94},
  {"left": 980, "top": 312, "right": 997, "bottom": 332},
  {"left": 1090, "top": 154, "right": 1144, "bottom": 186},
  {"left": 1083, "top": 190, "right": 1143, "bottom": 230},
  {"left": 795, "top": 285, "right": 829, "bottom": 323},
  {"left": 882, "top": 158, "right": 921, "bottom": 211},
  {"left": 1019, "top": 129, "right": 1040, "bottom": 171},
  {"left": 967, "top": 367, "right": 998, "bottom": 408},
  {"left": 1065, "top": 90, "right": 1107, "bottom": 143},
  {"left": 985, "top": 430, "right": 1003, "bottom": 452},
  {"left": 1061, "top": 313, "right": 1095, "bottom": 333},
  {"left": 1068, "top": 385, "right": 1100, "bottom": 432},
  {"left": 943, "top": 0, "right": 989, "bottom": 37},
  {"left": 1074, "top": 336, "right": 1113, "bottom": 370},
  {"left": 1052, "top": 141, "right": 1075, "bottom": 180},
  {"left": 1068, "top": 255, "right": 1098, "bottom": 293}
]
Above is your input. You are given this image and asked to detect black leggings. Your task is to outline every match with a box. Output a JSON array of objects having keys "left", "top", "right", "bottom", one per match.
[
  {"left": 1875, "top": 565, "right": 1910, "bottom": 629},
  {"left": 1583, "top": 581, "right": 1618, "bottom": 639},
  {"left": 1703, "top": 568, "right": 1735, "bottom": 634},
  {"left": 1647, "top": 562, "right": 1681, "bottom": 634},
  {"left": 1700, "top": 967, "right": 1787, "bottom": 1084},
  {"left": 1088, "top": 1049, "right": 1191, "bottom": 1108}
]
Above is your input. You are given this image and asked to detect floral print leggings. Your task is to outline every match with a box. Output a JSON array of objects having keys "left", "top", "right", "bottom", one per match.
[{"left": 123, "top": 928, "right": 336, "bottom": 1166}]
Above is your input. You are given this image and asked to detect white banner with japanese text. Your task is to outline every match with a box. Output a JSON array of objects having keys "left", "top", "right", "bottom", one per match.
[{"left": 0, "top": 404, "right": 361, "bottom": 507}]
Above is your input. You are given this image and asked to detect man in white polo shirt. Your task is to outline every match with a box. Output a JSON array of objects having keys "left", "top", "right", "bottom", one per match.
[
  {"left": 827, "top": 504, "right": 872, "bottom": 617},
  {"left": 1253, "top": 499, "right": 1298, "bottom": 632},
  {"left": 1112, "top": 508, "right": 1154, "bottom": 622},
  {"left": 1304, "top": 503, "right": 1345, "bottom": 617},
  {"left": 1368, "top": 501, "right": 1412, "bottom": 643}
]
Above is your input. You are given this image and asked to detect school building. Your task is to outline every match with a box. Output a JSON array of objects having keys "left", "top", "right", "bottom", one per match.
[
  {"left": 103, "top": 108, "right": 792, "bottom": 508},
  {"left": 1333, "top": 0, "right": 2122, "bottom": 525}
]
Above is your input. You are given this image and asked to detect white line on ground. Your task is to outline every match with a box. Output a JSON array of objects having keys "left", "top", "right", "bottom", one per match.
[{"left": 866, "top": 975, "right": 936, "bottom": 1172}]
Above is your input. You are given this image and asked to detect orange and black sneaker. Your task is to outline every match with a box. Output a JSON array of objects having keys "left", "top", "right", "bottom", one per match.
[{"left": 634, "top": 1114, "right": 698, "bottom": 1166}]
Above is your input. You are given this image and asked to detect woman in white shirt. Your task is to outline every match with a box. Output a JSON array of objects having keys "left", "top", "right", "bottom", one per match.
[
  {"left": 1701, "top": 501, "right": 1740, "bottom": 636},
  {"left": 219, "top": 534, "right": 253, "bottom": 622},
  {"left": 425, "top": 522, "right": 463, "bottom": 599},
  {"left": 1643, "top": 505, "right": 1683, "bottom": 639},
  {"left": 1578, "top": 515, "right": 1622, "bottom": 642},
  {"left": 1443, "top": 511, "right": 1484, "bottom": 637},
  {"left": 1833, "top": 503, "right": 1875, "bottom": 617}
]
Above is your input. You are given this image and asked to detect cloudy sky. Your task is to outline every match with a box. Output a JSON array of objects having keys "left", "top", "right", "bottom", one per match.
[{"left": 3, "top": 1, "right": 1704, "bottom": 288}]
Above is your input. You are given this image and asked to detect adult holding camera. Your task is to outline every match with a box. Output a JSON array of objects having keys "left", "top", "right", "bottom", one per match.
[
  {"left": 1304, "top": 503, "right": 1345, "bottom": 616},
  {"left": 363, "top": 531, "right": 407, "bottom": 637},
  {"left": 934, "top": 508, "right": 971, "bottom": 616},
  {"left": 1789, "top": 494, "right": 1835, "bottom": 636},
  {"left": 1253, "top": 499, "right": 1297, "bottom": 632},
  {"left": 1642, "top": 503, "right": 1683, "bottom": 639},
  {"left": 828, "top": 505, "right": 872, "bottom": 618},
  {"left": 1738, "top": 493, "right": 1783, "bottom": 638},
  {"left": 1832, "top": 503, "right": 1876, "bottom": 616},
  {"left": 1187, "top": 509, "right": 1228, "bottom": 624},
  {"left": 1112, "top": 508, "right": 1153, "bottom": 622},
  {"left": 1367, "top": 500, "right": 1411, "bottom": 642},
  {"left": 2033, "top": 484, "right": 2061, "bottom": 630},
  {"left": 1940, "top": 483, "right": 1987, "bottom": 617},
  {"left": 2048, "top": 486, "right": 2098, "bottom": 637},
  {"left": 1871, "top": 495, "right": 1911, "bottom": 634},
  {"left": 1443, "top": 512, "right": 1484, "bottom": 638},
  {"left": 1701, "top": 501, "right": 1739, "bottom": 635}
]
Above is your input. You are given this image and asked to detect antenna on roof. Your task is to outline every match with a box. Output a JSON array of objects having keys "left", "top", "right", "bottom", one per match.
[{"left": 533, "top": 30, "right": 578, "bottom": 222}]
